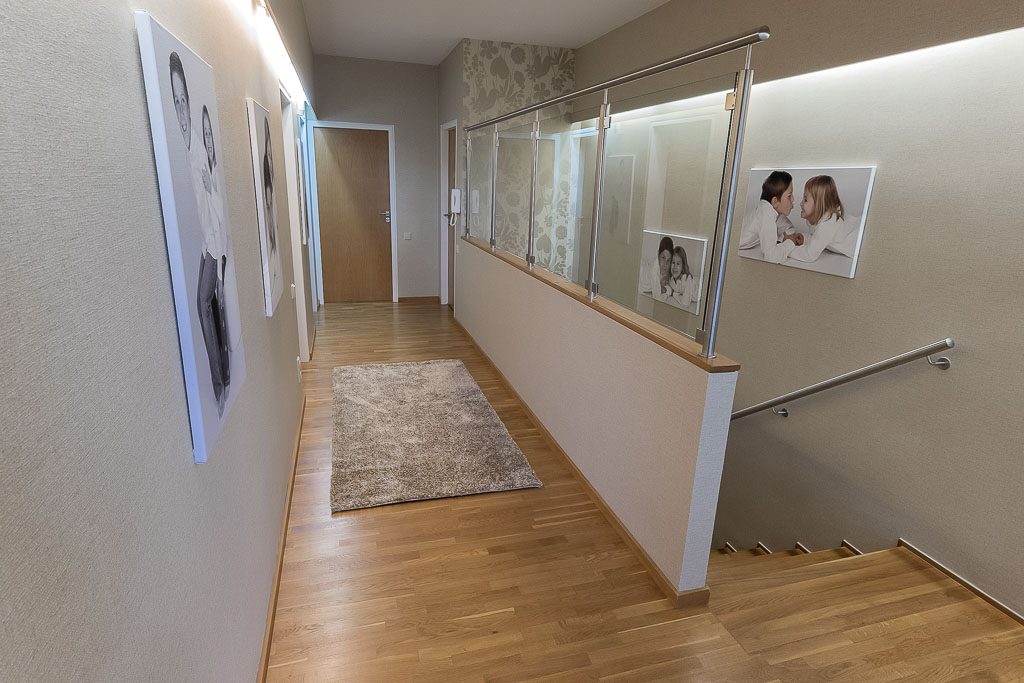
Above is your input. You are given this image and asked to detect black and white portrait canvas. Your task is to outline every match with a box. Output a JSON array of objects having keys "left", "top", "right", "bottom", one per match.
[
  {"left": 246, "top": 99, "right": 284, "bottom": 315},
  {"left": 637, "top": 230, "right": 707, "bottom": 315},
  {"left": 738, "top": 166, "right": 876, "bottom": 278},
  {"left": 135, "top": 12, "right": 246, "bottom": 463}
]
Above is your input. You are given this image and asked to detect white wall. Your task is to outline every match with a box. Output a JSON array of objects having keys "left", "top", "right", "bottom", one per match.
[
  {"left": 455, "top": 244, "right": 737, "bottom": 591},
  {"left": 575, "top": 0, "right": 1024, "bottom": 611},
  {"left": 313, "top": 55, "right": 440, "bottom": 298},
  {"left": 1, "top": 1, "right": 305, "bottom": 678}
]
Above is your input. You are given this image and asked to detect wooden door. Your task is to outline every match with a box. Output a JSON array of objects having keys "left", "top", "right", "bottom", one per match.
[
  {"left": 314, "top": 127, "right": 392, "bottom": 302},
  {"left": 447, "top": 128, "right": 457, "bottom": 309}
]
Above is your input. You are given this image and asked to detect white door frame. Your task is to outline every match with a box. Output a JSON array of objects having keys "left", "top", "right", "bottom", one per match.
[
  {"left": 439, "top": 119, "right": 458, "bottom": 305},
  {"left": 300, "top": 104, "right": 319, "bottom": 311},
  {"left": 279, "top": 86, "right": 312, "bottom": 361},
  {"left": 308, "top": 120, "right": 399, "bottom": 303}
]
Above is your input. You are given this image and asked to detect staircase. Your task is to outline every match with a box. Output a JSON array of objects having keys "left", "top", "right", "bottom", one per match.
[{"left": 700, "top": 541, "right": 1024, "bottom": 679}]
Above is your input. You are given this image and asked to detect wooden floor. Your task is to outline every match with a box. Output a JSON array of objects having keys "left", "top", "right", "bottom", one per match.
[{"left": 266, "top": 302, "right": 1024, "bottom": 681}]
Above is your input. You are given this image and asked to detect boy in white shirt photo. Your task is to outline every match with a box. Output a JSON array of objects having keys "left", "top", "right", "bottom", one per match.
[{"left": 738, "top": 170, "right": 804, "bottom": 264}]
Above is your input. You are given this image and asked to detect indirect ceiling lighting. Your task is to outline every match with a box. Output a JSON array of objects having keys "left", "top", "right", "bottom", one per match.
[{"left": 254, "top": 0, "right": 308, "bottom": 105}]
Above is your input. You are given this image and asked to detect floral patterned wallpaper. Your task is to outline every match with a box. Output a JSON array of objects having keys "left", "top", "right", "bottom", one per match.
[
  {"left": 493, "top": 135, "right": 533, "bottom": 258},
  {"left": 534, "top": 135, "right": 577, "bottom": 280},
  {"left": 459, "top": 39, "right": 577, "bottom": 277},
  {"left": 462, "top": 40, "right": 575, "bottom": 124}
]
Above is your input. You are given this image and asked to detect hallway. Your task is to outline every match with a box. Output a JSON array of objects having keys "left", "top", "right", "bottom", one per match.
[
  {"left": 265, "top": 303, "right": 1024, "bottom": 681},
  {"left": 266, "top": 301, "right": 697, "bottom": 679}
]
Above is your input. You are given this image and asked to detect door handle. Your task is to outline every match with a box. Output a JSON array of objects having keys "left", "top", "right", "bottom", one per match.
[{"left": 378, "top": 210, "right": 391, "bottom": 224}]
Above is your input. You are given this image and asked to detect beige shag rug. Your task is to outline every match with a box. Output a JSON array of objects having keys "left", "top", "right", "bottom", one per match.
[{"left": 330, "top": 359, "right": 541, "bottom": 512}]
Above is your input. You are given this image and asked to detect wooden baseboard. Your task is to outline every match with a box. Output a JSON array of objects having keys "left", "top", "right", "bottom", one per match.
[
  {"left": 898, "top": 539, "right": 1024, "bottom": 626},
  {"left": 258, "top": 396, "right": 306, "bottom": 681},
  {"left": 451, "top": 318, "right": 709, "bottom": 609},
  {"left": 398, "top": 296, "right": 442, "bottom": 304}
]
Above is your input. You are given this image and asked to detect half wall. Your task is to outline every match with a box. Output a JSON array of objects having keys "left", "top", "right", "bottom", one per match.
[{"left": 455, "top": 241, "right": 738, "bottom": 595}]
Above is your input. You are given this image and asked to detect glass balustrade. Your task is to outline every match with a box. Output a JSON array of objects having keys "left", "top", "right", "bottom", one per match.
[
  {"left": 493, "top": 114, "right": 536, "bottom": 259},
  {"left": 534, "top": 102, "right": 601, "bottom": 288},
  {"left": 465, "top": 68, "right": 746, "bottom": 347},
  {"left": 594, "top": 73, "right": 737, "bottom": 339},
  {"left": 467, "top": 126, "right": 495, "bottom": 242}
]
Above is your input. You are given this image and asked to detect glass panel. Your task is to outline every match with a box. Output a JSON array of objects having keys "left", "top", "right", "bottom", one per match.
[
  {"left": 534, "top": 102, "right": 601, "bottom": 287},
  {"left": 467, "top": 126, "right": 494, "bottom": 242},
  {"left": 493, "top": 114, "right": 536, "bottom": 259},
  {"left": 594, "top": 73, "right": 738, "bottom": 339}
]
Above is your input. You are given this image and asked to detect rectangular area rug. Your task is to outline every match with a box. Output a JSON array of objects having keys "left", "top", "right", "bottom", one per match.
[{"left": 330, "top": 359, "right": 542, "bottom": 512}]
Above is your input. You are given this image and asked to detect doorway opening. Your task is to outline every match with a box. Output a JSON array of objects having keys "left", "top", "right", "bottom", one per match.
[
  {"left": 308, "top": 121, "right": 398, "bottom": 303},
  {"left": 440, "top": 120, "right": 458, "bottom": 308},
  {"left": 279, "top": 87, "right": 314, "bottom": 360}
]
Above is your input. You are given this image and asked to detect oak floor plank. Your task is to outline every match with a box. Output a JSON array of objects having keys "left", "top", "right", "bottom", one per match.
[{"left": 265, "top": 302, "right": 1024, "bottom": 681}]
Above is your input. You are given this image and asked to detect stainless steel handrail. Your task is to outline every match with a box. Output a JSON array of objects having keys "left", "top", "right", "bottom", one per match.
[
  {"left": 731, "top": 338, "right": 955, "bottom": 420},
  {"left": 464, "top": 26, "right": 770, "bottom": 132}
]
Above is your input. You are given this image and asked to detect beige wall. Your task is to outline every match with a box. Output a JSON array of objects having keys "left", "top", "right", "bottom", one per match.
[
  {"left": 455, "top": 244, "right": 737, "bottom": 591},
  {"left": 1, "top": 1, "right": 305, "bottom": 678},
  {"left": 575, "top": 0, "right": 1024, "bottom": 91},
  {"left": 314, "top": 55, "right": 440, "bottom": 298},
  {"left": 438, "top": 41, "right": 464, "bottom": 127},
  {"left": 267, "top": 0, "right": 316, "bottom": 106},
  {"left": 576, "top": 1, "right": 1024, "bottom": 612}
]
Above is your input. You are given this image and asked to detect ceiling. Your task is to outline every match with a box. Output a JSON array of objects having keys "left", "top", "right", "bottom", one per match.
[{"left": 301, "top": 0, "right": 671, "bottom": 65}]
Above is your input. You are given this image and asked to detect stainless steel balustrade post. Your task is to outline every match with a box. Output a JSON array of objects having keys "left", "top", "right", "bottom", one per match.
[
  {"left": 585, "top": 91, "right": 610, "bottom": 300},
  {"left": 527, "top": 112, "right": 540, "bottom": 267},
  {"left": 700, "top": 61, "right": 754, "bottom": 359},
  {"left": 489, "top": 126, "right": 498, "bottom": 249}
]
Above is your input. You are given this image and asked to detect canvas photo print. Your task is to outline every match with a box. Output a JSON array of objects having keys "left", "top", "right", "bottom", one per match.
[
  {"left": 135, "top": 12, "right": 246, "bottom": 462},
  {"left": 738, "top": 166, "right": 876, "bottom": 278},
  {"left": 246, "top": 99, "right": 285, "bottom": 316},
  {"left": 637, "top": 230, "right": 707, "bottom": 315}
]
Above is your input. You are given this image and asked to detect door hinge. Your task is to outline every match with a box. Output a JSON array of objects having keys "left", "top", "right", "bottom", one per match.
[{"left": 725, "top": 92, "right": 737, "bottom": 111}]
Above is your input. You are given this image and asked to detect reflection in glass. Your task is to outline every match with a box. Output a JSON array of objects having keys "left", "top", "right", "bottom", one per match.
[
  {"left": 594, "top": 74, "right": 737, "bottom": 339},
  {"left": 467, "top": 126, "right": 495, "bottom": 242},
  {"left": 534, "top": 104, "right": 600, "bottom": 288},
  {"left": 493, "top": 115, "right": 535, "bottom": 258}
]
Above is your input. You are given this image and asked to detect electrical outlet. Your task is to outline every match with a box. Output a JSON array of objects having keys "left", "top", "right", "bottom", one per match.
[
  {"left": 290, "top": 283, "right": 296, "bottom": 300},
  {"left": 403, "top": 232, "right": 412, "bottom": 240},
  {"left": 296, "top": 355, "right": 302, "bottom": 382}
]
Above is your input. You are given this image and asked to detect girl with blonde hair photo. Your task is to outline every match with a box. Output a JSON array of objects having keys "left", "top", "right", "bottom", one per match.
[{"left": 785, "top": 174, "right": 860, "bottom": 263}]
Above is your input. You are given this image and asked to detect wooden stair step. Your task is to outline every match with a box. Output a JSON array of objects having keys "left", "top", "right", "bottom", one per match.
[
  {"left": 708, "top": 547, "right": 856, "bottom": 586},
  {"left": 709, "top": 548, "right": 758, "bottom": 567},
  {"left": 710, "top": 548, "right": 767, "bottom": 565},
  {"left": 710, "top": 548, "right": 926, "bottom": 608}
]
